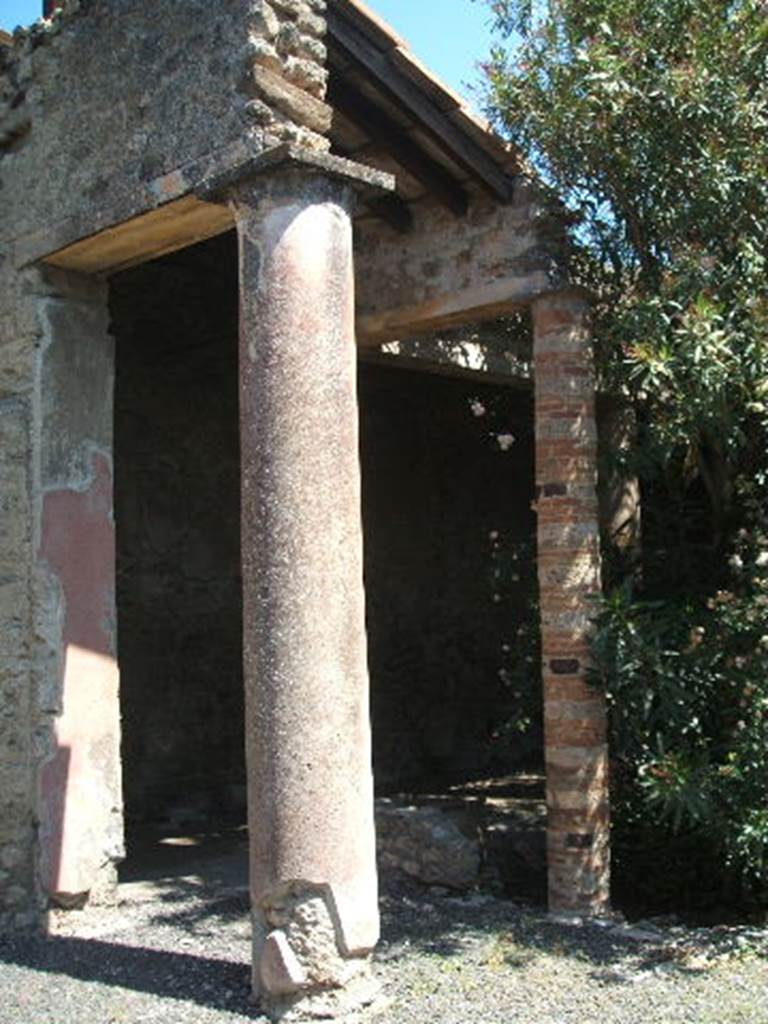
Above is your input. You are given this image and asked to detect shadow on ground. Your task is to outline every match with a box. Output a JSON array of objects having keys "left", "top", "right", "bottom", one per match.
[
  {"left": 377, "top": 887, "right": 714, "bottom": 983},
  {"left": 0, "top": 820, "right": 733, "bottom": 1023},
  {"left": 0, "top": 933, "right": 258, "bottom": 1016}
]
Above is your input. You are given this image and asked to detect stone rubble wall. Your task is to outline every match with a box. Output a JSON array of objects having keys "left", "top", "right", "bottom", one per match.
[
  {"left": 354, "top": 180, "right": 567, "bottom": 341},
  {"left": 0, "top": 0, "right": 330, "bottom": 255},
  {"left": 0, "top": 270, "right": 39, "bottom": 931},
  {"left": 375, "top": 799, "right": 482, "bottom": 891}
]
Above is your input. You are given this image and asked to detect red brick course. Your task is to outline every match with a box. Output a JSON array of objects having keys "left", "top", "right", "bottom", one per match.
[{"left": 533, "top": 291, "right": 610, "bottom": 918}]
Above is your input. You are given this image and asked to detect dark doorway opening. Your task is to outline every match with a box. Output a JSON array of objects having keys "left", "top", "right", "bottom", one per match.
[
  {"left": 360, "top": 359, "right": 540, "bottom": 793},
  {"left": 110, "top": 236, "right": 544, "bottom": 897},
  {"left": 111, "top": 232, "right": 244, "bottom": 846},
  {"left": 359, "top": 352, "right": 545, "bottom": 900}
]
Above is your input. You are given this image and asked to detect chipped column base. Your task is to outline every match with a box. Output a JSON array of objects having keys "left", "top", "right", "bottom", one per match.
[
  {"left": 253, "top": 882, "right": 380, "bottom": 1022},
  {"left": 256, "top": 962, "right": 381, "bottom": 1023}
]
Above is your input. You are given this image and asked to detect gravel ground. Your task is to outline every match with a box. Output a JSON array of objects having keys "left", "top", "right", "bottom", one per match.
[{"left": 1, "top": 832, "right": 766, "bottom": 1024}]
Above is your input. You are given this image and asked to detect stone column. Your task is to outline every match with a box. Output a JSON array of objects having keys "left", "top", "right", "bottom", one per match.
[
  {"left": 228, "top": 165, "right": 379, "bottom": 1020},
  {"left": 532, "top": 290, "right": 610, "bottom": 918}
]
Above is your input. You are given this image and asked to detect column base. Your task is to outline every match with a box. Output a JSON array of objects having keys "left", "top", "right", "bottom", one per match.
[
  {"left": 256, "top": 964, "right": 383, "bottom": 1023},
  {"left": 252, "top": 881, "right": 380, "bottom": 1022},
  {"left": 548, "top": 909, "right": 622, "bottom": 928}
]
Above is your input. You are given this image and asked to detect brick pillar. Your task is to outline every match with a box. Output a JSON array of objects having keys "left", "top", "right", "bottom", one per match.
[
  {"left": 532, "top": 289, "right": 610, "bottom": 917},
  {"left": 229, "top": 164, "right": 379, "bottom": 1020}
]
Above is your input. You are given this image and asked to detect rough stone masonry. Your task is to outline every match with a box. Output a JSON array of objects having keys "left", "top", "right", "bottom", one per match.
[{"left": 0, "top": 0, "right": 612, "bottom": 1017}]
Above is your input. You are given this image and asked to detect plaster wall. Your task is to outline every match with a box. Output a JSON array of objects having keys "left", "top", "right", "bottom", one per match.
[
  {"left": 36, "top": 273, "right": 121, "bottom": 907},
  {"left": 0, "top": 266, "right": 119, "bottom": 926}
]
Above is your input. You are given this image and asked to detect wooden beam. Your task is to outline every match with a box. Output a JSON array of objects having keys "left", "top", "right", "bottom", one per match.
[
  {"left": 331, "top": 139, "right": 415, "bottom": 231},
  {"left": 42, "top": 195, "right": 234, "bottom": 276},
  {"left": 327, "top": 11, "right": 514, "bottom": 202},
  {"left": 356, "top": 275, "right": 547, "bottom": 346},
  {"left": 329, "top": 75, "right": 469, "bottom": 216}
]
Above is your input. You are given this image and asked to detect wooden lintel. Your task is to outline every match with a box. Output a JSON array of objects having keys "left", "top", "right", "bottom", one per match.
[
  {"left": 356, "top": 276, "right": 546, "bottom": 346},
  {"left": 42, "top": 196, "right": 234, "bottom": 276},
  {"left": 329, "top": 75, "right": 469, "bottom": 216},
  {"left": 328, "top": 10, "right": 514, "bottom": 203},
  {"left": 359, "top": 348, "right": 534, "bottom": 391}
]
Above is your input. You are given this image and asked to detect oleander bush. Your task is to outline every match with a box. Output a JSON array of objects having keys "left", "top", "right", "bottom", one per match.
[{"left": 481, "top": 0, "right": 768, "bottom": 912}]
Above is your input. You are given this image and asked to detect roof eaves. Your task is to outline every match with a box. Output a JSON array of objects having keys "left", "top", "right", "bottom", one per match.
[{"left": 330, "top": 0, "right": 521, "bottom": 180}]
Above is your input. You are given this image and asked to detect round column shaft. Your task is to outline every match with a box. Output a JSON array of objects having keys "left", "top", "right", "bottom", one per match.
[{"left": 230, "top": 167, "right": 379, "bottom": 1020}]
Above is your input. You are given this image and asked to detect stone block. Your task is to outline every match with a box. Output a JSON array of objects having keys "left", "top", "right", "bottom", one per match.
[
  {"left": 375, "top": 799, "right": 481, "bottom": 890},
  {"left": 261, "top": 929, "right": 308, "bottom": 995}
]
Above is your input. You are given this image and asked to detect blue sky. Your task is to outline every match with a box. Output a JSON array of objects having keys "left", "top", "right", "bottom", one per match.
[
  {"left": 0, "top": 1, "right": 38, "bottom": 31},
  {"left": 366, "top": 1, "right": 495, "bottom": 101},
  {"left": 1, "top": 1, "right": 495, "bottom": 104}
]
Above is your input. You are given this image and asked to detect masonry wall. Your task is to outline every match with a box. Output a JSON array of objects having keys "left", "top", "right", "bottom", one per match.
[
  {"left": 0, "top": 0, "right": 330, "bottom": 261},
  {"left": 354, "top": 181, "right": 565, "bottom": 343},
  {"left": 0, "top": 271, "right": 39, "bottom": 929}
]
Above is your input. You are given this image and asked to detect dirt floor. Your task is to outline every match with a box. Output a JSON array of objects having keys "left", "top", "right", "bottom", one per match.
[{"left": 1, "top": 827, "right": 767, "bottom": 1024}]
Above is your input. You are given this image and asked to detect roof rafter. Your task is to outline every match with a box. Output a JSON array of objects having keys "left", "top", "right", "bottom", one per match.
[
  {"left": 328, "top": 74, "right": 469, "bottom": 217},
  {"left": 330, "top": 139, "right": 415, "bottom": 232},
  {"left": 327, "top": 5, "right": 515, "bottom": 203}
]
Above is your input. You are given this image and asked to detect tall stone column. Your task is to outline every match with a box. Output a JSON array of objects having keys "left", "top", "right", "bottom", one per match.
[
  {"left": 228, "top": 164, "right": 379, "bottom": 1020},
  {"left": 532, "top": 290, "right": 610, "bottom": 918}
]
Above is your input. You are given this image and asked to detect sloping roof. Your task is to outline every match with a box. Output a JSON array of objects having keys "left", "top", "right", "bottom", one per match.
[{"left": 327, "top": 0, "right": 520, "bottom": 231}]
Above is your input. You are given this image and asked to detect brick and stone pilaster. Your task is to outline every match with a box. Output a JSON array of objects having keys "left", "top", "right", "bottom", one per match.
[
  {"left": 532, "top": 290, "right": 610, "bottom": 917},
  {"left": 228, "top": 159, "right": 381, "bottom": 1020}
]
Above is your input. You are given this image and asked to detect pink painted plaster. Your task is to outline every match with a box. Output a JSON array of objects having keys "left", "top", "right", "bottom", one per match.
[{"left": 38, "top": 452, "right": 122, "bottom": 898}]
